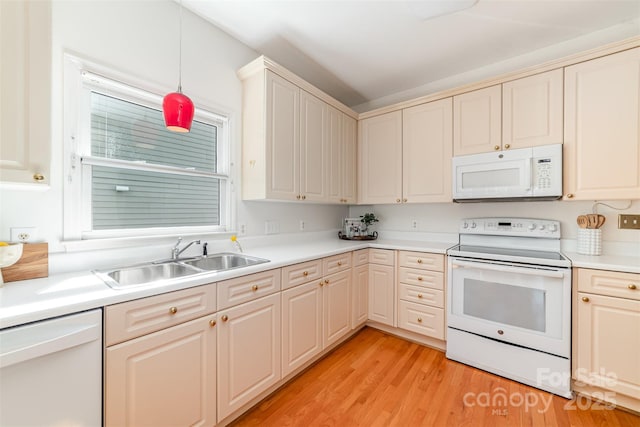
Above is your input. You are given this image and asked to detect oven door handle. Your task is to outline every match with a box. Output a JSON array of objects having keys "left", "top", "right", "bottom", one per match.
[{"left": 451, "top": 259, "right": 566, "bottom": 279}]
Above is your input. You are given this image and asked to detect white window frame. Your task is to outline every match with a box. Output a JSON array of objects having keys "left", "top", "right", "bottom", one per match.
[{"left": 63, "top": 55, "right": 231, "bottom": 243}]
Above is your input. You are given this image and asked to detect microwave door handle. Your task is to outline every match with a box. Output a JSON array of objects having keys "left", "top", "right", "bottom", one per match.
[
  {"left": 525, "top": 158, "right": 533, "bottom": 193},
  {"left": 452, "top": 259, "right": 566, "bottom": 279}
]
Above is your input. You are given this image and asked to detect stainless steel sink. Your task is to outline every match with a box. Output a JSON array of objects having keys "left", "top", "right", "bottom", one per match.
[
  {"left": 95, "top": 253, "right": 270, "bottom": 289},
  {"left": 181, "top": 253, "right": 269, "bottom": 271}
]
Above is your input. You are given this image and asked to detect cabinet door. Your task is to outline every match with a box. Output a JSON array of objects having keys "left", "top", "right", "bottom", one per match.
[
  {"left": 0, "top": 0, "right": 51, "bottom": 186},
  {"left": 503, "top": 69, "right": 563, "bottom": 150},
  {"left": 342, "top": 114, "right": 358, "bottom": 204},
  {"left": 564, "top": 48, "right": 640, "bottom": 200},
  {"left": 281, "top": 281, "right": 323, "bottom": 377},
  {"left": 300, "top": 90, "right": 328, "bottom": 202},
  {"left": 105, "top": 315, "right": 217, "bottom": 427},
  {"left": 327, "top": 105, "right": 343, "bottom": 203},
  {"left": 323, "top": 270, "right": 351, "bottom": 348},
  {"left": 265, "top": 71, "right": 299, "bottom": 201},
  {"left": 575, "top": 293, "right": 640, "bottom": 400},
  {"left": 352, "top": 263, "right": 369, "bottom": 328},
  {"left": 453, "top": 85, "right": 502, "bottom": 156},
  {"left": 368, "top": 263, "right": 395, "bottom": 326},
  {"left": 358, "top": 111, "right": 403, "bottom": 204},
  {"left": 217, "top": 293, "right": 281, "bottom": 421},
  {"left": 402, "top": 98, "right": 453, "bottom": 203}
]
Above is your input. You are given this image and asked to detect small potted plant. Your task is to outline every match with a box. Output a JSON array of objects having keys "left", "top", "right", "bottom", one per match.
[{"left": 360, "top": 213, "right": 379, "bottom": 237}]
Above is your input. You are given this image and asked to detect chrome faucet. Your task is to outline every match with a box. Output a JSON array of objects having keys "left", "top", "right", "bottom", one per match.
[{"left": 171, "top": 237, "right": 201, "bottom": 260}]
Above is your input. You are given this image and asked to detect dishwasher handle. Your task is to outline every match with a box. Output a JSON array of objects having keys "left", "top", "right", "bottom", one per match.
[{"left": 0, "top": 320, "right": 101, "bottom": 369}]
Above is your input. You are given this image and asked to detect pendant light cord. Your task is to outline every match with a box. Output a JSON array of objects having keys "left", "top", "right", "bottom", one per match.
[{"left": 178, "top": 0, "right": 183, "bottom": 93}]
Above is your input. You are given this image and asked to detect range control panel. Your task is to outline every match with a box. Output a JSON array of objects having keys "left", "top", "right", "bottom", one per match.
[{"left": 460, "top": 218, "right": 561, "bottom": 238}]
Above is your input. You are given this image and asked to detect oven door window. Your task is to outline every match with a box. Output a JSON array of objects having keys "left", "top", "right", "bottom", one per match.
[{"left": 463, "top": 279, "right": 546, "bottom": 332}]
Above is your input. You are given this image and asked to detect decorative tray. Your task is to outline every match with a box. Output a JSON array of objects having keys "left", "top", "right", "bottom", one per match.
[{"left": 338, "top": 231, "right": 378, "bottom": 241}]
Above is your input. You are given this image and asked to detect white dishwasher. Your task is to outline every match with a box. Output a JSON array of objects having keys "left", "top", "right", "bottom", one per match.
[{"left": 0, "top": 309, "right": 102, "bottom": 426}]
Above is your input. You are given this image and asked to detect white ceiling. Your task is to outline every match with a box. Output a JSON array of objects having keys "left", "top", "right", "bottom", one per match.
[{"left": 184, "top": 0, "right": 640, "bottom": 110}]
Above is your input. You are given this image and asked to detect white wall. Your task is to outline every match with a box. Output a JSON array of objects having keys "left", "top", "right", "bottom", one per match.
[{"left": 0, "top": 0, "right": 347, "bottom": 272}]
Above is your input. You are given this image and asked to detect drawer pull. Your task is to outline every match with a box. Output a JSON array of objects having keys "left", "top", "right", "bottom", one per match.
[
  {"left": 582, "top": 297, "right": 590, "bottom": 302},
  {"left": 209, "top": 320, "right": 216, "bottom": 327},
  {"left": 417, "top": 317, "right": 422, "bottom": 323},
  {"left": 417, "top": 259, "right": 423, "bottom": 264},
  {"left": 417, "top": 277, "right": 423, "bottom": 281},
  {"left": 497, "top": 329, "right": 504, "bottom": 335},
  {"left": 251, "top": 285, "right": 259, "bottom": 292},
  {"left": 324, "top": 279, "right": 329, "bottom": 284},
  {"left": 629, "top": 284, "right": 637, "bottom": 290},
  {"left": 319, "top": 281, "right": 324, "bottom": 287},
  {"left": 337, "top": 261, "right": 342, "bottom": 266},
  {"left": 417, "top": 294, "right": 423, "bottom": 298},
  {"left": 169, "top": 306, "right": 178, "bottom": 315},
  {"left": 303, "top": 271, "right": 309, "bottom": 277},
  {"left": 221, "top": 315, "right": 229, "bottom": 322}
]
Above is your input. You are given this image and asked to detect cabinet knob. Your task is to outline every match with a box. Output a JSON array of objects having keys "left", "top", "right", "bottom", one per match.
[
  {"left": 319, "top": 281, "right": 324, "bottom": 287},
  {"left": 504, "top": 144, "right": 511, "bottom": 149},
  {"left": 417, "top": 277, "right": 423, "bottom": 281},
  {"left": 396, "top": 199, "right": 401, "bottom": 203},
  {"left": 494, "top": 145, "right": 500, "bottom": 151},
  {"left": 582, "top": 296, "right": 590, "bottom": 302},
  {"left": 417, "top": 259, "right": 422, "bottom": 264},
  {"left": 221, "top": 315, "right": 229, "bottom": 322},
  {"left": 417, "top": 317, "right": 423, "bottom": 323},
  {"left": 403, "top": 198, "right": 407, "bottom": 203},
  {"left": 497, "top": 329, "right": 504, "bottom": 335},
  {"left": 169, "top": 306, "right": 178, "bottom": 314},
  {"left": 629, "top": 284, "right": 637, "bottom": 290},
  {"left": 324, "top": 279, "right": 329, "bottom": 284},
  {"left": 251, "top": 285, "right": 259, "bottom": 292},
  {"left": 209, "top": 319, "right": 217, "bottom": 327},
  {"left": 301, "top": 195, "right": 306, "bottom": 200},
  {"left": 337, "top": 261, "right": 342, "bottom": 266},
  {"left": 296, "top": 195, "right": 301, "bottom": 200},
  {"left": 33, "top": 173, "right": 45, "bottom": 182},
  {"left": 417, "top": 294, "right": 423, "bottom": 299},
  {"left": 303, "top": 271, "right": 309, "bottom": 277},
  {"left": 566, "top": 194, "right": 574, "bottom": 199}
]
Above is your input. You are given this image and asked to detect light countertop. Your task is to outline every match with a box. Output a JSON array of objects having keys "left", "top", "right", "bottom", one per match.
[{"left": 1, "top": 236, "right": 637, "bottom": 330}]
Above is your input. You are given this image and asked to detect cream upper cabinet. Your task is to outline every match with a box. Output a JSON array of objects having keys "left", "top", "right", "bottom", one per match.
[
  {"left": 358, "top": 111, "right": 403, "bottom": 204},
  {"left": 402, "top": 98, "right": 453, "bottom": 203},
  {"left": 564, "top": 48, "right": 640, "bottom": 201},
  {"left": 327, "top": 107, "right": 357, "bottom": 204},
  {"left": 0, "top": 0, "right": 51, "bottom": 186},
  {"left": 239, "top": 58, "right": 358, "bottom": 204},
  {"left": 453, "top": 85, "right": 502, "bottom": 156},
  {"left": 502, "top": 69, "right": 564, "bottom": 149},
  {"left": 300, "top": 90, "right": 328, "bottom": 202}
]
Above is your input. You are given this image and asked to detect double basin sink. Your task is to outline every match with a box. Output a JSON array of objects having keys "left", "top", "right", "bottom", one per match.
[{"left": 94, "top": 253, "right": 270, "bottom": 290}]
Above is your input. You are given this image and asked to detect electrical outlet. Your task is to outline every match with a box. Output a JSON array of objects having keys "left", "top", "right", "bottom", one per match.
[
  {"left": 239, "top": 224, "right": 247, "bottom": 235},
  {"left": 618, "top": 214, "right": 640, "bottom": 230},
  {"left": 10, "top": 227, "right": 38, "bottom": 243},
  {"left": 299, "top": 220, "right": 305, "bottom": 231},
  {"left": 411, "top": 219, "right": 418, "bottom": 230},
  {"left": 264, "top": 221, "right": 280, "bottom": 235}
]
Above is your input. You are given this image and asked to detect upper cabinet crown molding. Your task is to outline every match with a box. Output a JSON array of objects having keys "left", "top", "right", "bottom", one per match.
[{"left": 238, "top": 55, "right": 358, "bottom": 119}]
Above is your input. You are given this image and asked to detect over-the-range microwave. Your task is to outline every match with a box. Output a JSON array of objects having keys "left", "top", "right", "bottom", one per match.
[{"left": 452, "top": 143, "right": 562, "bottom": 202}]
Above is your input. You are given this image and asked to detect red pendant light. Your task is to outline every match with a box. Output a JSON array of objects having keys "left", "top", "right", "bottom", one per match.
[{"left": 163, "top": 0, "right": 194, "bottom": 132}]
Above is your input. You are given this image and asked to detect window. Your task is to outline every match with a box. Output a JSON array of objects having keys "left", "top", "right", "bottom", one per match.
[{"left": 64, "top": 57, "right": 230, "bottom": 241}]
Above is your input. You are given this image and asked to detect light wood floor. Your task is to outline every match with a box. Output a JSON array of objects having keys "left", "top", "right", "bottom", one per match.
[{"left": 232, "top": 327, "right": 639, "bottom": 427}]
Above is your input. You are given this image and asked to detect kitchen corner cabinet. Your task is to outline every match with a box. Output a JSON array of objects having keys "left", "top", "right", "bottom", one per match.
[
  {"left": 218, "top": 293, "right": 281, "bottom": 421},
  {"left": 402, "top": 98, "right": 453, "bottom": 203},
  {"left": 240, "top": 62, "right": 357, "bottom": 204},
  {"left": 453, "top": 69, "right": 563, "bottom": 156},
  {"left": 368, "top": 249, "right": 396, "bottom": 326},
  {"left": 105, "top": 285, "right": 218, "bottom": 426},
  {"left": 358, "top": 111, "right": 403, "bottom": 204},
  {"left": 563, "top": 47, "right": 640, "bottom": 201},
  {"left": 574, "top": 268, "right": 640, "bottom": 411},
  {"left": 0, "top": 0, "right": 51, "bottom": 186}
]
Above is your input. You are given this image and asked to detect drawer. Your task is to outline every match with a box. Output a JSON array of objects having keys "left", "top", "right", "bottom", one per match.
[
  {"left": 577, "top": 268, "right": 640, "bottom": 301},
  {"left": 398, "top": 251, "right": 444, "bottom": 272},
  {"left": 398, "top": 283, "right": 444, "bottom": 308},
  {"left": 281, "top": 259, "right": 323, "bottom": 290},
  {"left": 353, "top": 249, "right": 369, "bottom": 266},
  {"left": 324, "top": 252, "right": 352, "bottom": 275},
  {"left": 218, "top": 269, "right": 281, "bottom": 310},
  {"left": 105, "top": 284, "right": 216, "bottom": 346},
  {"left": 398, "top": 267, "right": 444, "bottom": 290},
  {"left": 398, "top": 300, "right": 445, "bottom": 340},
  {"left": 369, "top": 249, "right": 394, "bottom": 266}
]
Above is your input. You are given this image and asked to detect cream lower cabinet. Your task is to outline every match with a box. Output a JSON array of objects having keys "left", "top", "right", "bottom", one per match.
[
  {"left": 104, "top": 285, "right": 218, "bottom": 427},
  {"left": 323, "top": 269, "right": 352, "bottom": 347},
  {"left": 351, "top": 249, "right": 369, "bottom": 328},
  {"left": 217, "top": 293, "right": 281, "bottom": 421},
  {"left": 564, "top": 47, "right": 640, "bottom": 200},
  {"left": 574, "top": 268, "right": 640, "bottom": 412},
  {"left": 368, "top": 249, "right": 396, "bottom": 326}
]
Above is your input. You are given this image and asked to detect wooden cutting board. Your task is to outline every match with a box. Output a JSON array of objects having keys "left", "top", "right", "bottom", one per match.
[{"left": 1, "top": 243, "right": 48, "bottom": 282}]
